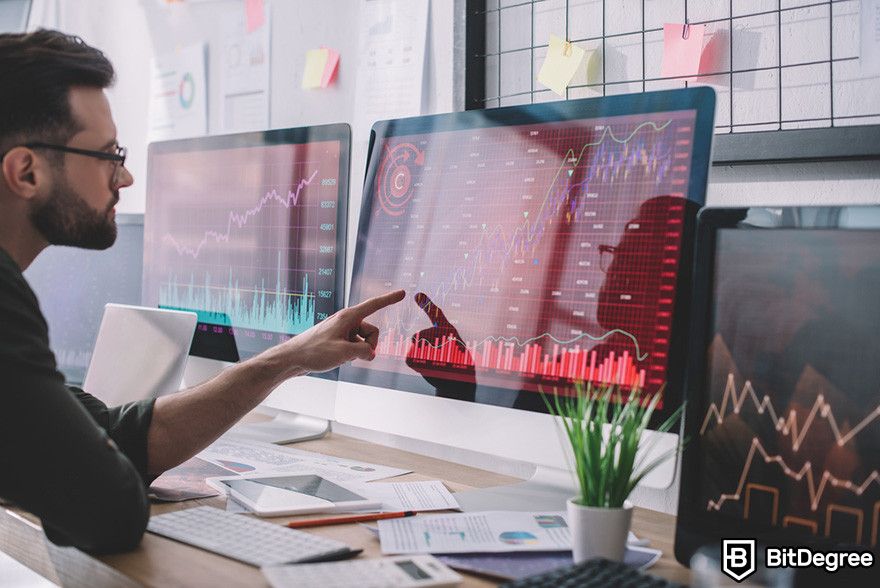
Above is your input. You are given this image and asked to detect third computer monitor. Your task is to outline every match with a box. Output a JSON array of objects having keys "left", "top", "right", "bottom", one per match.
[{"left": 338, "top": 88, "right": 715, "bottom": 480}]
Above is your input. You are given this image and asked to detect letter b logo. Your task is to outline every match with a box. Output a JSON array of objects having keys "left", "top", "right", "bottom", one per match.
[{"left": 722, "top": 539, "right": 756, "bottom": 582}]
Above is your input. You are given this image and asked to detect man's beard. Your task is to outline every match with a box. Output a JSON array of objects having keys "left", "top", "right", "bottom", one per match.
[{"left": 29, "top": 173, "right": 118, "bottom": 250}]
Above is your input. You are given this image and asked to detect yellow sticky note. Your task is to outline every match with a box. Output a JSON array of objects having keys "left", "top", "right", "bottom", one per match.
[
  {"left": 537, "top": 35, "right": 586, "bottom": 97},
  {"left": 302, "top": 49, "right": 329, "bottom": 89}
]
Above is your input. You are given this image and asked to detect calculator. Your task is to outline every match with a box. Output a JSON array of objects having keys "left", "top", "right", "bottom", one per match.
[{"left": 262, "top": 554, "right": 463, "bottom": 587}]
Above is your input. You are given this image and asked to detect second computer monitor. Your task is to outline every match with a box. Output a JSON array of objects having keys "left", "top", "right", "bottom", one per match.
[
  {"left": 341, "top": 88, "right": 713, "bottom": 426},
  {"left": 142, "top": 124, "right": 349, "bottom": 372}
]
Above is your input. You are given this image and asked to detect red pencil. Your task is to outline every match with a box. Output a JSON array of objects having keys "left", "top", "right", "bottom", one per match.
[{"left": 287, "top": 510, "right": 416, "bottom": 529}]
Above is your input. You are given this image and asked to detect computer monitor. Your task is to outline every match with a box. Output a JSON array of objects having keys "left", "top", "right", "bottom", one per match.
[
  {"left": 0, "top": 0, "right": 31, "bottom": 33},
  {"left": 675, "top": 206, "right": 880, "bottom": 570},
  {"left": 24, "top": 214, "right": 144, "bottom": 385},
  {"left": 337, "top": 88, "right": 715, "bottom": 509},
  {"left": 142, "top": 125, "right": 350, "bottom": 441}
]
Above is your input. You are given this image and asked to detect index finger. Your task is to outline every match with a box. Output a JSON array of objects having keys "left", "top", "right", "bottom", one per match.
[
  {"left": 414, "top": 292, "right": 451, "bottom": 328},
  {"left": 350, "top": 289, "right": 406, "bottom": 318}
]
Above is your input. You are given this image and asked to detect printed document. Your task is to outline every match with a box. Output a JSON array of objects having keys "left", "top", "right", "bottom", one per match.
[
  {"left": 198, "top": 437, "right": 410, "bottom": 483},
  {"left": 378, "top": 511, "right": 572, "bottom": 554}
]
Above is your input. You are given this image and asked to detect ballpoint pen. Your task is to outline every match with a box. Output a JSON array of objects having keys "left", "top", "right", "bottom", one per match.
[{"left": 287, "top": 510, "right": 416, "bottom": 529}]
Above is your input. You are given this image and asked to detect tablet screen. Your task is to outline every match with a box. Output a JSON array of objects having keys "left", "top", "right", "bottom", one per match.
[{"left": 222, "top": 474, "right": 365, "bottom": 504}]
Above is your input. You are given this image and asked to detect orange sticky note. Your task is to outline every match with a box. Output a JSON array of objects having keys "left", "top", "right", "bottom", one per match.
[
  {"left": 245, "top": 0, "right": 265, "bottom": 33},
  {"left": 302, "top": 49, "right": 329, "bottom": 89},
  {"left": 321, "top": 49, "right": 340, "bottom": 88},
  {"left": 661, "top": 23, "right": 706, "bottom": 80}
]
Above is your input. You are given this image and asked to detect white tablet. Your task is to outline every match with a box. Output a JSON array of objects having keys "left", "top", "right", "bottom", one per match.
[{"left": 207, "top": 473, "right": 381, "bottom": 517}]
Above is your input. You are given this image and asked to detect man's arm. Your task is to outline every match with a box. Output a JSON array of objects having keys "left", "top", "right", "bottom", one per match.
[{"left": 145, "top": 289, "right": 405, "bottom": 474}]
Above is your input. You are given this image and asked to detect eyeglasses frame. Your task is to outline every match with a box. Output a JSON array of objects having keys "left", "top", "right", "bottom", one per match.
[{"left": 1, "top": 142, "right": 128, "bottom": 183}]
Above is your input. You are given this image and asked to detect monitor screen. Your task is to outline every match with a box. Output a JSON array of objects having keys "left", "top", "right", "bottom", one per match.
[
  {"left": 142, "top": 125, "right": 349, "bottom": 366},
  {"left": 24, "top": 214, "right": 143, "bottom": 385},
  {"left": 341, "top": 89, "right": 713, "bottom": 421},
  {"left": 681, "top": 207, "right": 880, "bottom": 556}
]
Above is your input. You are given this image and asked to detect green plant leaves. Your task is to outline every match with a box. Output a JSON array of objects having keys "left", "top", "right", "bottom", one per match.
[{"left": 542, "top": 382, "right": 684, "bottom": 508}]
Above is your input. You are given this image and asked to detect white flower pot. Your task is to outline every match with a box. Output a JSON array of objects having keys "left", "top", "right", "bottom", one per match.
[{"left": 567, "top": 498, "right": 634, "bottom": 563}]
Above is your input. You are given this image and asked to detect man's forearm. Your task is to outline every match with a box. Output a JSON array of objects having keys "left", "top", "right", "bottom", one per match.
[
  {"left": 145, "top": 346, "right": 306, "bottom": 475},
  {"left": 144, "top": 289, "right": 406, "bottom": 476}
]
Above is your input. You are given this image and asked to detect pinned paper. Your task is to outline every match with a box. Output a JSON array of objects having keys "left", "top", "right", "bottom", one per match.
[
  {"left": 321, "top": 48, "right": 340, "bottom": 87},
  {"left": 245, "top": 0, "right": 265, "bottom": 33},
  {"left": 861, "top": 0, "right": 880, "bottom": 75},
  {"left": 537, "top": 34, "right": 586, "bottom": 96},
  {"left": 302, "top": 48, "right": 328, "bottom": 89},
  {"left": 661, "top": 23, "right": 706, "bottom": 80}
]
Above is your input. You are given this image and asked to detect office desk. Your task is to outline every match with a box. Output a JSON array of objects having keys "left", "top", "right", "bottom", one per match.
[{"left": 0, "top": 433, "right": 690, "bottom": 586}]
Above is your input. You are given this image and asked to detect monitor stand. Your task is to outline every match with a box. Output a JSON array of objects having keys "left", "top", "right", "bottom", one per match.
[
  {"left": 182, "top": 356, "right": 331, "bottom": 445},
  {"left": 453, "top": 465, "right": 576, "bottom": 512},
  {"left": 225, "top": 407, "right": 330, "bottom": 444}
]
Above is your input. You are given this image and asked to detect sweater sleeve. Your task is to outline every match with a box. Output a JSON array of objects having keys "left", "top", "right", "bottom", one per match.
[
  {"left": 68, "top": 387, "right": 156, "bottom": 484},
  {"left": 0, "top": 257, "right": 150, "bottom": 554}
]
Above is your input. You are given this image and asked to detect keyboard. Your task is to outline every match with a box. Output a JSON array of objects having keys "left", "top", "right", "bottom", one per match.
[
  {"left": 147, "top": 506, "right": 360, "bottom": 567},
  {"left": 500, "top": 557, "right": 683, "bottom": 588}
]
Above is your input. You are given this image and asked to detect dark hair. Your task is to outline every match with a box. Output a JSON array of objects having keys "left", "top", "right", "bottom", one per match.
[{"left": 0, "top": 29, "right": 115, "bottom": 154}]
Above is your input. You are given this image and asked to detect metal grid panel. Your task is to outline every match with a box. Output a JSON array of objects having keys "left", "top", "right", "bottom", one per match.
[{"left": 465, "top": 0, "right": 880, "bottom": 163}]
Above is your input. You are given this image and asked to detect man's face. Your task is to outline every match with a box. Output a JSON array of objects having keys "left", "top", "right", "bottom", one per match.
[{"left": 29, "top": 87, "right": 133, "bottom": 249}]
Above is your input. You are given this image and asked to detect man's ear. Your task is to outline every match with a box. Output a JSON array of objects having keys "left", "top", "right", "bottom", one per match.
[{"left": 1, "top": 147, "right": 46, "bottom": 201}]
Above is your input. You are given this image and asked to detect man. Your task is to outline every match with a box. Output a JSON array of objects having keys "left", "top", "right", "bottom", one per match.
[{"left": 0, "top": 29, "right": 403, "bottom": 553}]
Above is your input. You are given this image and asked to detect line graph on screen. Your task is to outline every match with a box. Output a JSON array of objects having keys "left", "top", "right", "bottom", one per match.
[
  {"left": 144, "top": 140, "right": 342, "bottom": 358},
  {"left": 702, "top": 366, "right": 880, "bottom": 546}
]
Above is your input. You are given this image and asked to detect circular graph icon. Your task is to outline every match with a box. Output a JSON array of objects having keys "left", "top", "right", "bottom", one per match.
[
  {"left": 178, "top": 72, "right": 195, "bottom": 110},
  {"left": 376, "top": 142, "right": 424, "bottom": 217}
]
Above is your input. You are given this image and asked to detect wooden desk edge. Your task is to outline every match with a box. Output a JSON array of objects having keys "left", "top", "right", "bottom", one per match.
[{"left": 1, "top": 432, "right": 691, "bottom": 586}]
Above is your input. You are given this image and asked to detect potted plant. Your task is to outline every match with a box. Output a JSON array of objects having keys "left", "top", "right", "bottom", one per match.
[{"left": 544, "top": 384, "right": 683, "bottom": 563}]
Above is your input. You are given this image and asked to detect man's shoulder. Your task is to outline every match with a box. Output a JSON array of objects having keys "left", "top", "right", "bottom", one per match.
[
  {"left": 0, "top": 248, "right": 50, "bottom": 348},
  {"left": 0, "top": 248, "right": 41, "bottom": 312}
]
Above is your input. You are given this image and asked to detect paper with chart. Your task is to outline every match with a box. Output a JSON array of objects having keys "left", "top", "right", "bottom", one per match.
[
  {"left": 220, "top": 4, "right": 271, "bottom": 132},
  {"left": 358, "top": 480, "right": 461, "bottom": 512},
  {"left": 353, "top": 0, "right": 428, "bottom": 134},
  {"left": 149, "top": 456, "right": 231, "bottom": 502},
  {"left": 862, "top": 0, "right": 880, "bottom": 75},
  {"left": 198, "top": 437, "right": 410, "bottom": 483},
  {"left": 378, "top": 511, "right": 571, "bottom": 554},
  {"left": 148, "top": 43, "right": 207, "bottom": 141}
]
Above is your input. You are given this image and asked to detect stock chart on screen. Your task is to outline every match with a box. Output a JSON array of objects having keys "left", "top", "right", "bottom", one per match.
[
  {"left": 698, "top": 228, "right": 880, "bottom": 549},
  {"left": 343, "top": 102, "right": 705, "bottom": 409},
  {"left": 143, "top": 127, "right": 348, "bottom": 362}
]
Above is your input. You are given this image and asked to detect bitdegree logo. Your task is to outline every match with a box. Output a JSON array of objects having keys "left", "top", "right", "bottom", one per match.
[
  {"left": 721, "top": 539, "right": 875, "bottom": 582},
  {"left": 766, "top": 547, "right": 874, "bottom": 573}
]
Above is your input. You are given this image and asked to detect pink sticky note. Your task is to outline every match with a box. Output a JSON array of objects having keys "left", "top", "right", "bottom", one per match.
[
  {"left": 245, "top": 0, "right": 265, "bottom": 33},
  {"left": 661, "top": 23, "right": 706, "bottom": 80},
  {"left": 321, "top": 49, "right": 340, "bottom": 88}
]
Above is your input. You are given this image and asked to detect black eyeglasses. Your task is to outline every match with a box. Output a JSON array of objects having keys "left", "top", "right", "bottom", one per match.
[
  {"left": 25, "top": 142, "right": 127, "bottom": 165},
  {"left": 22, "top": 142, "right": 128, "bottom": 182}
]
